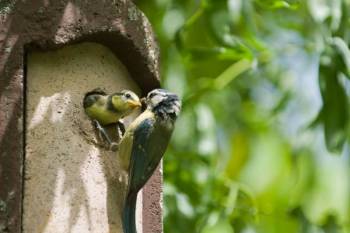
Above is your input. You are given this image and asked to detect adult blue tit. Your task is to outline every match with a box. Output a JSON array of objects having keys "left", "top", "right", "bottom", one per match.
[
  {"left": 83, "top": 88, "right": 141, "bottom": 149},
  {"left": 119, "top": 89, "right": 181, "bottom": 233}
]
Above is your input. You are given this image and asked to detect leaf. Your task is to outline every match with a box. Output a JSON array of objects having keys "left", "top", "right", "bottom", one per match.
[
  {"left": 214, "top": 59, "right": 252, "bottom": 90},
  {"left": 318, "top": 60, "right": 349, "bottom": 153},
  {"left": 208, "top": 6, "right": 240, "bottom": 47},
  {"left": 271, "top": 91, "right": 291, "bottom": 115},
  {"left": 228, "top": 0, "right": 242, "bottom": 22},
  {"left": 224, "top": 183, "right": 239, "bottom": 216},
  {"left": 307, "top": 0, "right": 331, "bottom": 23},
  {"left": 322, "top": 216, "right": 338, "bottom": 233},
  {"left": 183, "top": 59, "right": 252, "bottom": 106},
  {"left": 329, "top": 0, "right": 342, "bottom": 31},
  {"left": 307, "top": 0, "right": 341, "bottom": 31},
  {"left": 271, "top": 1, "right": 299, "bottom": 9},
  {"left": 306, "top": 108, "right": 324, "bottom": 129},
  {"left": 331, "top": 37, "right": 350, "bottom": 76},
  {"left": 225, "top": 133, "right": 249, "bottom": 179},
  {"left": 201, "top": 219, "right": 235, "bottom": 233},
  {"left": 187, "top": 47, "right": 250, "bottom": 61}
]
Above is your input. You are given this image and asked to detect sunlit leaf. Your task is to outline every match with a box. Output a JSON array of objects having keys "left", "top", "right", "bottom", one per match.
[
  {"left": 329, "top": 0, "right": 342, "bottom": 31},
  {"left": 307, "top": 0, "right": 331, "bottom": 23},
  {"left": 225, "top": 182, "right": 239, "bottom": 216},
  {"left": 289, "top": 151, "right": 316, "bottom": 207},
  {"left": 228, "top": 0, "right": 242, "bottom": 22},
  {"left": 303, "top": 156, "right": 350, "bottom": 225},
  {"left": 225, "top": 133, "right": 249, "bottom": 179},
  {"left": 255, "top": 0, "right": 299, "bottom": 10},
  {"left": 188, "top": 47, "right": 250, "bottom": 61},
  {"left": 201, "top": 218, "right": 235, "bottom": 233},
  {"left": 271, "top": 1, "right": 296, "bottom": 9}
]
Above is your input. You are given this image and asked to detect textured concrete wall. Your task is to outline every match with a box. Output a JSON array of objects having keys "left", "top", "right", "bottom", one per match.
[{"left": 24, "top": 42, "right": 142, "bottom": 233}]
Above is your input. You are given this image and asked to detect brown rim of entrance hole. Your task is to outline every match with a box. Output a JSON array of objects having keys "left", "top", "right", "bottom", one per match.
[{"left": 0, "top": 1, "right": 162, "bottom": 233}]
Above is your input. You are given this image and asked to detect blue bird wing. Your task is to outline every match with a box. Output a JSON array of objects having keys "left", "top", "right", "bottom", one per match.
[
  {"left": 122, "top": 112, "right": 175, "bottom": 233},
  {"left": 128, "top": 116, "right": 173, "bottom": 193}
]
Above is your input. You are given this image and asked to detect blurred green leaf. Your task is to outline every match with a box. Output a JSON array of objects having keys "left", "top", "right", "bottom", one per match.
[
  {"left": 225, "top": 132, "right": 249, "bottom": 179},
  {"left": 202, "top": 218, "right": 235, "bottom": 233},
  {"left": 307, "top": 0, "right": 331, "bottom": 23},
  {"left": 214, "top": 59, "right": 252, "bottom": 90},
  {"left": 319, "top": 55, "right": 349, "bottom": 153},
  {"left": 331, "top": 37, "right": 350, "bottom": 76},
  {"left": 225, "top": 183, "right": 239, "bottom": 216},
  {"left": 255, "top": 0, "right": 299, "bottom": 10},
  {"left": 187, "top": 47, "right": 249, "bottom": 61}
]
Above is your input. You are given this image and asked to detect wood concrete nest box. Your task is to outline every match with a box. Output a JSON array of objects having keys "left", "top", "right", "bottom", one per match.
[{"left": 0, "top": 1, "right": 162, "bottom": 232}]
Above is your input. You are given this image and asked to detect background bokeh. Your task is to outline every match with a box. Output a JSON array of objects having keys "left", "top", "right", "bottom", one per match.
[{"left": 136, "top": 0, "right": 350, "bottom": 232}]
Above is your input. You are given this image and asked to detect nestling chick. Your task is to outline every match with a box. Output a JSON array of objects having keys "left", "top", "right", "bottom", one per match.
[
  {"left": 83, "top": 88, "right": 141, "bottom": 150},
  {"left": 119, "top": 89, "right": 181, "bottom": 233}
]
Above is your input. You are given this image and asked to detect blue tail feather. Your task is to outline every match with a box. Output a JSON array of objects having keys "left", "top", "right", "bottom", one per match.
[{"left": 122, "top": 191, "right": 138, "bottom": 233}]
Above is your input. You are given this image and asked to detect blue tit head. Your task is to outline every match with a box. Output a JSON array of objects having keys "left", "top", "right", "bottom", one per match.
[
  {"left": 146, "top": 89, "right": 181, "bottom": 120},
  {"left": 111, "top": 90, "right": 141, "bottom": 112}
]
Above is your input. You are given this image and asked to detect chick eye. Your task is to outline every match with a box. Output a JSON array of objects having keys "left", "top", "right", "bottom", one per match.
[{"left": 125, "top": 93, "right": 131, "bottom": 98}]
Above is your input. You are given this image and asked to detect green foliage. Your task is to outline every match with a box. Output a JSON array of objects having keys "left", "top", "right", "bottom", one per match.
[{"left": 137, "top": 0, "right": 350, "bottom": 232}]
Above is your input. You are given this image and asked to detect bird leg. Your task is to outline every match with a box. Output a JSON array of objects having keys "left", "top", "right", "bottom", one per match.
[{"left": 93, "top": 120, "right": 118, "bottom": 151}]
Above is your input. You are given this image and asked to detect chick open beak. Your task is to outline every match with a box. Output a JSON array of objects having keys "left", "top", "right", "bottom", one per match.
[{"left": 127, "top": 100, "right": 142, "bottom": 108}]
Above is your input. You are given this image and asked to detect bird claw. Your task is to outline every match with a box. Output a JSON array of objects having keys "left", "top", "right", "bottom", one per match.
[
  {"left": 110, "top": 142, "right": 119, "bottom": 152},
  {"left": 93, "top": 120, "right": 118, "bottom": 151}
]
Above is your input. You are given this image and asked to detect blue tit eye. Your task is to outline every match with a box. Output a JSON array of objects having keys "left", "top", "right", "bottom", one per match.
[
  {"left": 149, "top": 92, "right": 156, "bottom": 98},
  {"left": 125, "top": 93, "right": 131, "bottom": 98}
]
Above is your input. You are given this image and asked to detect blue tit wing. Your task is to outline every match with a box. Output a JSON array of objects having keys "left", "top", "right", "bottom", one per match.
[{"left": 128, "top": 115, "right": 173, "bottom": 193}]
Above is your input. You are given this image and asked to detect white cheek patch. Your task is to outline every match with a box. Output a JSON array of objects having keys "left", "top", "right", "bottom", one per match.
[
  {"left": 151, "top": 95, "right": 164, "bottom": 106},
  {"left": 131, "top": 94, "right": 140, "bottom": 102}
]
